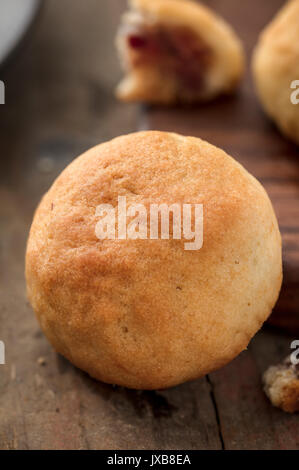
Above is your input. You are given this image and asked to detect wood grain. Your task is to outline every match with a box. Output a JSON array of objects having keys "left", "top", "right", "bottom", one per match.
[
  {"left": 143, "top": 0, "right": 299, "bottom": 334},
  {"left": 0, "top": 0, "right": 298, "bottom": 451},
  {"left": 0, "top": 0, "right": 221, "bottom": 451},
  {"left": 143, "top": 0, "right": 299, "bottom": 450}
]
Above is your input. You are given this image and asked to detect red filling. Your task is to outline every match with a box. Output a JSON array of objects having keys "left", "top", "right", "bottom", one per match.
[
  {"left": 128, "top": 35, "right": 148, "bottom": 49},
  {"left": 127, "top": 24, "right": 212, "bottom": 93}
]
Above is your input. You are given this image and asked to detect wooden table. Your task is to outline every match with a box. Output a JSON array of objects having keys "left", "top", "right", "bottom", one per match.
[{"left": 0, "top": 0, "right": 298, "bottom": 450}]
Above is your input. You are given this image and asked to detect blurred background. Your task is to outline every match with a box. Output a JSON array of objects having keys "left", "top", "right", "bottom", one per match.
[{"left": 0, "top": 0, "right": 298, "bottom": 451}]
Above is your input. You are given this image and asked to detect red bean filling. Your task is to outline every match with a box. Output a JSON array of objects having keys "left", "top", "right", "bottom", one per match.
[{"left": 127, "top": 24, "right": 212, "bottom": 93}]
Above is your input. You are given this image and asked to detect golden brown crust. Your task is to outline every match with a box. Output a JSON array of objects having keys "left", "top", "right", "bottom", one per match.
[
  {"left": 116, "top": 0, "right": 245, "bottom": 104},
  {"left": 26, "top": 131, "right": 282, "bottom": 389},
  {"left": 252, "top": 0, "right": 299, "bottom": 145}
]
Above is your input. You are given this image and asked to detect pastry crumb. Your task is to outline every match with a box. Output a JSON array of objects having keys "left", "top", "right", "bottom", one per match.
[
  {"left": 37, "top": 357, "right": 47, "bottom": 366},
  {"left": 263, "top": 355, "right": 299, "bottom": 413}
]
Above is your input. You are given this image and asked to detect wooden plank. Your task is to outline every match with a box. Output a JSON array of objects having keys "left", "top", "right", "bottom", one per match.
[
  {"left": 209, "top": 331, "right": 299, "bottom": 450},
  {"left": 1, "top": 0, "right": 298, "bottom": 451},
  {"left": 143, "top": 0, "right": 299, "bottom": 450},
  {"left": 0, "top": 0, "right": 222, "bottom": 450},
  {"left": 143, "top": 0, "right": 299, "bottom": 333}
]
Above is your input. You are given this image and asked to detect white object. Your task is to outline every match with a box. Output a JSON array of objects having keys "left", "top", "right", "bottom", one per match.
[{"left": 0, "top": 0, "right": 40, "bottom": 65}]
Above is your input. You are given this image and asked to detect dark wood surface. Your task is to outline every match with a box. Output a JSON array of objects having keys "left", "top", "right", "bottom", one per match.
[
  {"left": 143, "top": 0, "right": 299, "bottom": 335},
  {"left": 0, "top": 0, "right": 298, "bottom": 451}
]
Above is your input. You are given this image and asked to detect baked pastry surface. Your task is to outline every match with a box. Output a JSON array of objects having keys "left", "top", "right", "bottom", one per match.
[
  {"left": 116, "top": 0, "right": 245, "bottom": 104},
  {"left": 26, "top": 131, "right": 282, "bottom": 390},
  {"left": 253, "top": 0, "right": 299, "bottom": 145},
  {"left": 263, "top": 356, "right": 299, "bottom": 413}
]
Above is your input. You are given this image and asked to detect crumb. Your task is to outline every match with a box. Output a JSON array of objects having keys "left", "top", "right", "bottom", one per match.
[
  {"left": 263, "top": 355, "right": 299, "bottom": 413},
  {"left": 37, "top": 357, "right": 47, "bottom": 366}
]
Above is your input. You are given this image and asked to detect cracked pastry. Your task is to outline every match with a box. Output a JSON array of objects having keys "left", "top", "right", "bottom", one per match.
[
  {"left": 116, "top": 0, "right": 245, "bottom": 104},
  {"left": 26, "top": 131, "right": 282, "bottom": 390},
  {"left": 263, "top": 355, "right": 299, "bottom": 413},
  {"left": 252, "top": 0, "right": 299, "bottom": 145}
]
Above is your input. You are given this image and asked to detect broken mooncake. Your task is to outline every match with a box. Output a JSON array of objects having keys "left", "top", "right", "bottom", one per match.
[{"left": 116, "top": 0, "right": 245, "bottom": 104}]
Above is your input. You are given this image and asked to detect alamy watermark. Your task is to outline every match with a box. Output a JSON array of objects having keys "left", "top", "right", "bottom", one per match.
[
  {"left": 0, "top": 81, "right": 5, "bottom": 104},
  {"left": 95, "top": 197, "right": 204, "bottom": 251},
  {"left": 290, "top": 340, "right": 299, "bottom": 366},
  {"left": 290, "top": 80, "right": 299, "bottom": 105},
  {"left": 0, "top": 341, "right": 5, "bottom": 365}
]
